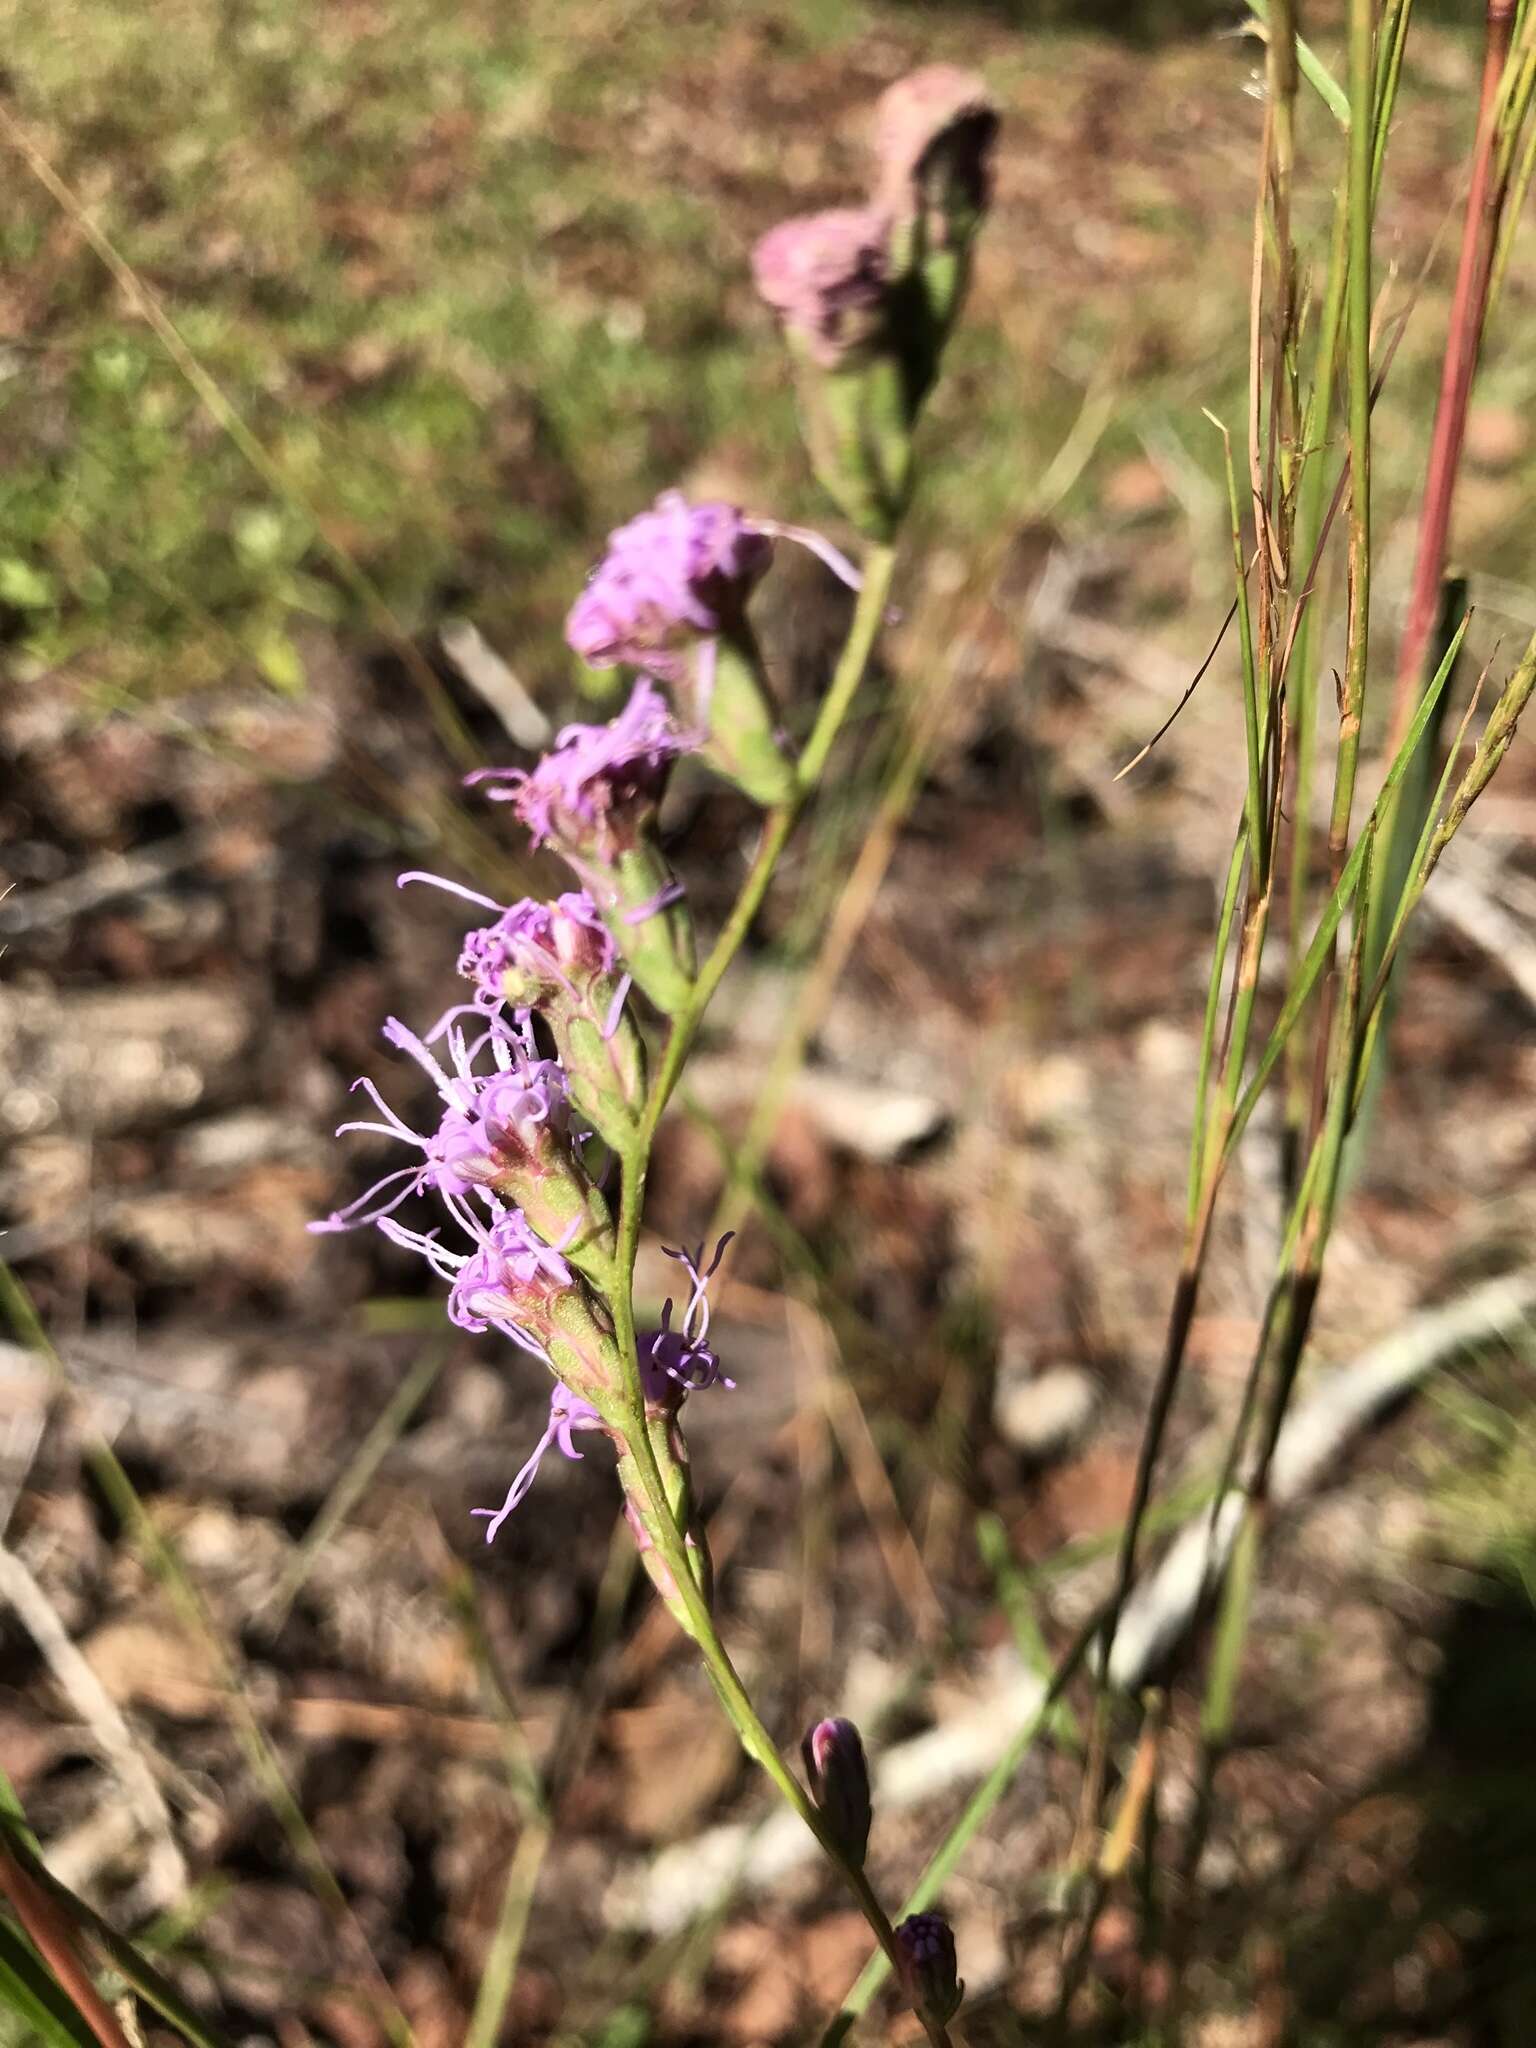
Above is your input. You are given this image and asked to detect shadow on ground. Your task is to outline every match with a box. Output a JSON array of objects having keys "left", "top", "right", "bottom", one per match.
[{"left": 1275, "top": 1579, "right": 1536, "bottom": 2047}]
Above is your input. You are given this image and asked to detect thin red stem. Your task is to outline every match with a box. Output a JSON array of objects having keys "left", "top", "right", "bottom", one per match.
[
  {"left": 1386, "top": 0, "right": 1516, "bottom": 747},
  {"left": 0, "top": 1842, "right": 134, "bottom": 2048}
]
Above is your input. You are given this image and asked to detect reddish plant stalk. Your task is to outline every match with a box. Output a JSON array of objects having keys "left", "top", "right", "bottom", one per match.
[
  {"left": 0, "top": 1841, "right": 134, "bottom": 2048},
  {"left": 1386, "top": 0, "right": 1517, "bottom": 748}
]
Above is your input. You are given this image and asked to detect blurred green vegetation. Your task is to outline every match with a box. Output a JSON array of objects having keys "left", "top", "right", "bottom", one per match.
[
  {"left": 5, "top": 0, "right": 1527, "bottom": 734},
  {"left": 0, "top": 0, "right": 1244, "bottom": 714},
  {"left": 2, "top": 0, "right": 805, "bottom": 703}
]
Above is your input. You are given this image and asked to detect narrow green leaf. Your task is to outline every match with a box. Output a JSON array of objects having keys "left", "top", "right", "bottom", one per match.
[
  {"left": 1247, "top": 1, "right": 1351, "bottom": 127},
  {"left": 1224, "top": 613, "right": 1470, "bottom": 1158}
]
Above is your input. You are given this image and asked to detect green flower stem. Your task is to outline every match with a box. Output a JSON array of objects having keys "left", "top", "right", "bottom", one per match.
[
  {"left": 609, "top": 1142, "right": 946, "bottom": 2042},
  {"left": 615, "top": 540, "right": 899, "bottom": 1275},
  {"left": 1330, "top": 0, "right": 1376, "bottom": 877},
  {"left": 595, "top": 544, "right": 952, "bottom": 2041}
]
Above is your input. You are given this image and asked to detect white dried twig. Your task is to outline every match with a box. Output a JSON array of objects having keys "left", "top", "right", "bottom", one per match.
[{"left": 0, "top": 1541, "right": 186, "bottom": 1905}]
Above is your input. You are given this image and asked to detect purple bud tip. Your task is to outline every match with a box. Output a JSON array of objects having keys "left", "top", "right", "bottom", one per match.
[
  {"left": 894, "top": 1912, "right": 963, "bottom": 2027},
  {"left": 751, "top": 207, "right": 892, "bottom": 370},
  {"left": 802, "top": 1715, "right": 872, "bottom": 1868},
  {"left": 873, "top": 65, "right": 998, "bottom": 235}
]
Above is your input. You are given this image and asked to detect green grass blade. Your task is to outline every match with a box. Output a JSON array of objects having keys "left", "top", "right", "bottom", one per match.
[
  {"left": 1223, "top": 611, "right": 1469, "bottom": 1157},
  {"left": 464, "top": 1823, "right": 551, "bottom": 2048},
  {"left": 1247, "top": 0, "right": 1351, "bottom": 126},
  {"left": 0, "top": 1776, "right": 235, "bottom": 2048},
  {"left": 0, "top": 1266, "right": 411, "bottom": 2047}
]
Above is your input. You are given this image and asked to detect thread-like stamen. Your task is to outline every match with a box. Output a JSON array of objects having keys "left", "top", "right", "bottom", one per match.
[
  {"left": 622, "top": 879, "right": 687, "bottom": 926},
  {"left": 747, "top": 518, "right": 864, "bottom": 592},
  {"left": 397, "top": 870, "right": 504, "bottom": 912},
  {"left": 601, "top": 973, "right": 633, "bottom": 1041}
]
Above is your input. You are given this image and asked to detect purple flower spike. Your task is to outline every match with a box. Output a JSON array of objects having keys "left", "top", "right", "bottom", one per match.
[
  {"left": 894, "top": 1912, "right": 964, "bottom": 2027},
  {"left": 648, "top": 1234, "right": 736, "bottom": 1394},
  {"left": 565, "top": 492, "right": 774, "bottom": 680},
  {"left": 473, "top": 1382, "right": 606, "bottom": 1544},
  {"left": 752, "top": 207, "right": 893, "bottom": 369},
  {"left": 473, "top": 678, "right": 696, "bottom": 864}
]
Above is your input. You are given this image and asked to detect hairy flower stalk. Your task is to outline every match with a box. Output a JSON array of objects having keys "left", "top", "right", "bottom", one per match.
[
  {"left": 473, "top": 679, "right": 698, "bottom": 1017},
  {"left": 567, "top": 492, "right": 796, "bottom": 806}
]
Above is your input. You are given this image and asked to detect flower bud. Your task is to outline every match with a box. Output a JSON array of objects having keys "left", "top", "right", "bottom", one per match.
[
  {"left": 801, "top": 1716, "right": 872, "bottom": 1868},
  {"left": 894, "top": 1912, "right": 964, "bottom": 2028},
  {"left": 752, "top": 208, "right": 913, "bottom": 542},
  {"left": 873, "top": 65, "right": 998, "bottom": 336},
  {"left": 752, "top": 207, "right": 892, "bottom": 372}
]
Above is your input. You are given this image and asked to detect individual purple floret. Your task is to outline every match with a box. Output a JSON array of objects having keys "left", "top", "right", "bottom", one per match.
[
  {"left": 398, "top": 874, "right": 646, "bottom": 1137},
  {"left": 399, "top": 873, "right": 633, "bottom": 1045},
  {"left": 469, "top": 1238, "right": 738, "bottom": 1545},
  {"left": 648, "top": 1234, "right": 737, "bottom": 1394},
  {"left": 894, "top": 1912, "right": 964, "bottom": 2027},
  {"left": 469, "top": 679, "right": 701, "bottom": 1016},
  {"left": 307, "top": 1007, "right": 585, "bottom": 1226},
  {"left": 307, "top": 1010, "right": 536, "bottom": 1234},
  {"left": 752, "top": 207, "right": 893, "bottom": 369},
  {"left": 458, "top": 889, "right": 618, "bottom": 1009},
  {"left": 471, "top": 677, "right": 696, "bottom": 863},
  {"left": 472, "top": 1381, "right": 605, "bottom": 1543},
  {"left": 444, "top": 1206, "right": 577, "bottom": 1339},
  {"left": 565, "top": 491, "right": 774, "bottom": 681}
]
